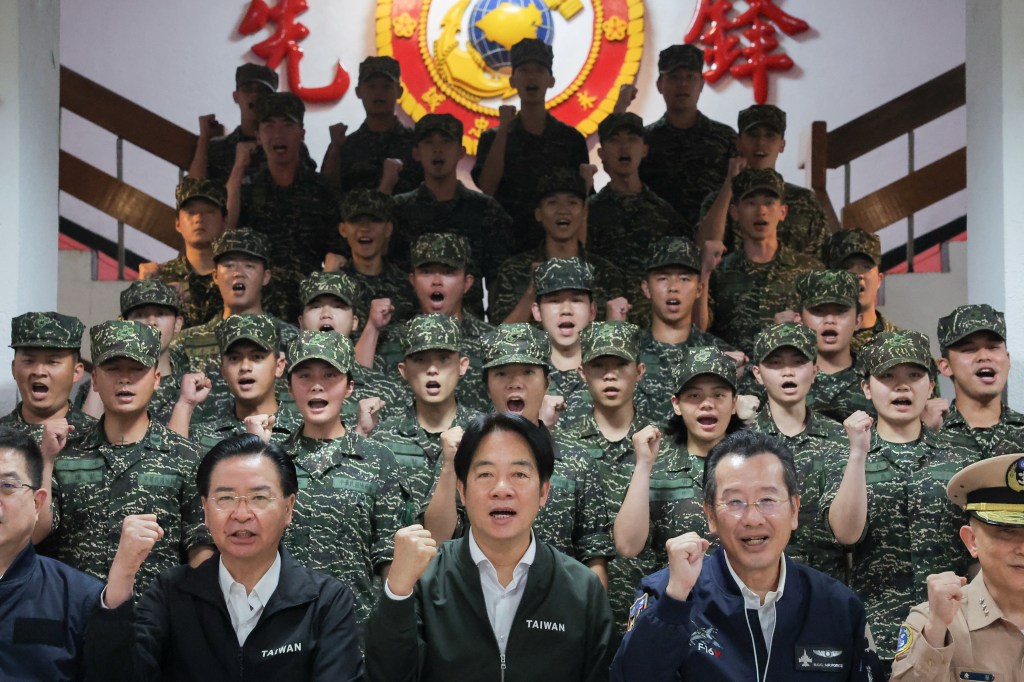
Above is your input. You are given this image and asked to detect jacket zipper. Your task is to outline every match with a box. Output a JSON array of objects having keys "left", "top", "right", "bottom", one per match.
[{"left": 500, "top": 653, "right": 506, "bottom": 682}]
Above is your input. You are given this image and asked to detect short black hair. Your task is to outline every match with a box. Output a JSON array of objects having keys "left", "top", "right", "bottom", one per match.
[
  {"left": 0, "top": 427, "right": 43, "bottom": 488},
  {"left": 196, "top": 434, "right": 298, "bottom": 498},
  {"left": 454, "top": 412, "right": 555, "bottom": 486},
  {"left": 702, "top": 430, "right": 798, "bottom": 504}
]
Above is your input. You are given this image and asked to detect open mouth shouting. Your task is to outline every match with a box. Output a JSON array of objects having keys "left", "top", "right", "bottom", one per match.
[
  {"left": 890, "top": 396, "right": 913, "bottom": 410},
  {"left": 29, "top": 381, "right": 50, "bottom": 401},
  {"left": 820, "top": 329, "right": 839, "bottom": 344},
  {"left": 427, "top": 291, "right": 446, "bottom": 311},
  {"left": 306, "top": 398, "right": 330, "bottom": 415},
  {"left": 556, "top": 320, "right": 576, "bottom": 338},
  {"left": 489, "top": 507, "right": 518, "bottom": 525},
  {"left": 741, "top": 534, "right": 770, "bottom": 549},
  {"left": 695, "top": 414, "right": 719, "bottom": 432},
  {"left": 976, "top": 367, "right": 998, "bottom": 384},
  {"left": 237, "top": 376, "right": 257, "bottom": 392},
  {"left": 424, "top": 380, "right": 442, "bottom": 397}
]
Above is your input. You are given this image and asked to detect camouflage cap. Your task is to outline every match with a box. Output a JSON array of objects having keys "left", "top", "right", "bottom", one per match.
[
  {"left": 738, "top": 104, "right": 787, "bottom": 134},
  {"left": 119, "top": 279, "right": 182, "bottom": 316},
  {"left": 414, "top": 113, "right": 463, "bottom": 142},
  {"left": 797, "top": 270, "right": 860, "bottom": 311},
  {"left": 937, "top": 304, "right": 1007, "bottom": 350},
  {"left": 410, "top": 232, "right": 470, "bottom": 269},
  {"left": 536, "top": 167, "right": 586, "bottom": 204},
  {"left": 254, "top": 92, "right": 304, "bottom": 124},
  {"left": 674, "top": 346, "right": 738, "bottom": 393},
  {"left": 89, "top": 320, "right": 161, "bottom": 367},
  {"left": 401, "top": 314, "right": 462, "bottom": 357},
  {"left": 752, "top": 322, "right": 817, "bottom": 365},
  {"left": 10, "top": 312, "right": 85, "bottom": 350},
  {"left": 175, "top": 177, "right": 226, "bottom": 212},
  {"left": 235, "top": 63, "right": 278, "bottom": 91},
  {"left": 646, "top": 236, "right": 701, "bottom": 273},
  {"left": 299, "top": 271, "right": 359, "bottom": 308},
  {"left": 213, "top": 228, "right": 270, "bottom": 264},
  {"left": 858, "top": 330, "right": 933, "bottom": 377},
  {"left": 510, "top": 38, "right": 553, "bottom": 71},
  {"left": 216, "top": 314, "right": 280, "bottom": 353},
  {"left": 732, "top": 168, "right": 785, "bottom": 201},
  {"left": 822, "top": 228, "right": 881, "bottom": 269},
  {"left": 658, "top": 44, "right": 703, "bottom": 74},
  {"left": 533, "top": 258, "right": 595, "bottom": 296},
  {"left": 580, "top": 321, "right": 643, "bottom": 364},
  {"left": 358, "top": 56, "right": 400, "bottom": 84},
  {"left": 948, "top": 453, "right": 1024, "bottom": 527},
  {"left": 598, "top": 112, "right": 645, "bottom": 142},
  {"left": 286, "top": 330, "right": 353, "bottom": 375},
  {"left": 341, "top": 188, "right": 394, "bottom": 222},
  {"left": 482, "top": 323, "right": 549, "bottom": 369}
]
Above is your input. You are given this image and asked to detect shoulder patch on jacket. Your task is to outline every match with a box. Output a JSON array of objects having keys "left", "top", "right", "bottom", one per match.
[
  {"left": 626, "top": 593, "right": 649, "bottom": 632},
  {"left": 894, "top": 623, "right": 913, "bottom": 658}
]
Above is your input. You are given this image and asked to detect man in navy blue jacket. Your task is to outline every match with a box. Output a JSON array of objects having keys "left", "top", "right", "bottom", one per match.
[
  {"left": 0, "top": 427, "right": 102, "bottom": 681},
  {"left": 611, "top": 430, "right": 881, "bottom": 681}
]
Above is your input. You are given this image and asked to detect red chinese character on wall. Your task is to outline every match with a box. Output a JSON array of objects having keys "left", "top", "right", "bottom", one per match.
[
  {"left": 239, "top": 0, "right": 350, "bottom": 103},
  {"left": 684, "top": 0, "right": 809, "bottom": 103}
]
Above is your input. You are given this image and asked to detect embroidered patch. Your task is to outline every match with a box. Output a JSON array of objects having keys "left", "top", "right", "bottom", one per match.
[
  {"left": 794, "top": 645, "right": 847, "bottom": 672},
  {"left": 625, "top": 593, "right": 648, "bottom": 631},
  {"left": 894, "top": 624, "right": 914, "bottom": 659},
  {"left": 689, "top": 624, "right": 722, "bottom": 658}
]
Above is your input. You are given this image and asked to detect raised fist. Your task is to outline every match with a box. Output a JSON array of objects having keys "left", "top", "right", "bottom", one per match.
[{"left": 388, "top": 525, "right": 438, "bottom": 596}]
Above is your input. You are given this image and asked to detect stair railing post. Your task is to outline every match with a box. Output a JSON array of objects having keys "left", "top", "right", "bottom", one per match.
[
  {"left": 116, "top": 136, "right": 126, "bottom": 280},
  {"left": 906, "top": 130, "right": 915, "bottom": 273}
]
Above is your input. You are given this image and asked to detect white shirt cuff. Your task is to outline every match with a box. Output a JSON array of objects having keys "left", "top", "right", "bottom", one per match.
[{"left": 384, "top": 579, "right": 413, "bottom": 601}]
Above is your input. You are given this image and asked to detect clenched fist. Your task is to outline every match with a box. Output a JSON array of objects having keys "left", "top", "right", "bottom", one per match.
[{"left": 388, "top": 525, "right": 438, "bottom": 597}]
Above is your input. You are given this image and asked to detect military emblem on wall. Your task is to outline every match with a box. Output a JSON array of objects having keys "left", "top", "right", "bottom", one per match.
[{"left": 377, "top": 0, "right": 645, "bottom": 153}]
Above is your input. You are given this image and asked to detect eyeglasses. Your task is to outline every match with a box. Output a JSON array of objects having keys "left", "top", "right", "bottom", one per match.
[
  {"left": 716, "top": 497, "right": 785, "bottom": 518},
  {"left": 0, "top": 480, "right": 36, "bottom": 496},
  {"left": 211, "top": 494, "right": 277, "bottom": 511}
]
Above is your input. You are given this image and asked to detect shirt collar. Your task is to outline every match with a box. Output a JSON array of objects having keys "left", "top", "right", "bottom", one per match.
[
  {"left": 723, "top": 552, "right": 787, "bottom": 608},
  {"left": 218, "top": 552, "right": 282, "bottom": 606},
  {"left": 468, "top": 528, "right": 536, "bottom": 571}
]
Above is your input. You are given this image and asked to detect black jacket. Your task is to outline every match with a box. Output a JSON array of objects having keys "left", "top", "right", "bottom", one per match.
[
  {"left": 365, "top": 536, "right": 614, "bottom": 682},
  {"left": 85, "top": 547, "right": 362, "bottom": 681}
]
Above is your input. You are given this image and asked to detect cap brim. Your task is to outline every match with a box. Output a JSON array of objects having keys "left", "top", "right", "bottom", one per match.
[
  {"left": 534, "top": 284, "right": 593, "bottom": 297},
  {"left": 646, "top": 259, "right": 700, "bottom": 273},
  {"left": 970, "top": 509, "right": 1024, "bottom": 527},
  {"left": 93, "top": 349, "right": 157, "bottom": 368},
  {"left": 754, "top": 343, "right": 815, "bottom": 365},
  {"left": 287, "top": 354, "right": 350, "bottom": 375},
  {"left": 583, "top": 349, "right": 637, "bottom": 364},
  {"left": 215, "top": 248, "right": 269, "bottom": 264},
  {"left": 801, "top": 296, "right": 855, "bottom": 311},
  {"left": 676, "top": 370, "right": 737, "bottom": 393},
  {"left": 834, "top": 249, "right": 878, "bottom": 268},
  {"left": 599, "top": 124, "right": 644, "bottom": 141},
  {"left": 869, "top": 356, "right": 930, "bottom": 376},
  {"left": 301, "top": 291, "right": 355, "bottom": 308},
  {"left": 483, "top": 354, "right": 547, "bottom": 370},
  {"left": 943, "top": 324, "right": 1006, "bottom": 349},
  {"left": 10, "top": 340, "right": 79, "bottom": 349},
  {"left": 741, "top": 121, "right": 784, "bottom": 134},
  {"left": 739, "top": 185, "right": 783, "bottom": 201},
  {"left": 221, "top": 334, "right": 275, "bottom": 353},
  {"left": 179, "top": 194, "right": 226, "bottom": 211},
  {"left": 412, "top": 258, "right": 464, "bottom": 269},
  {"left": 404, "top": 342, "right": 460, "bottom": 358},
  {"left": 239, "top": 79, "right": 276, "bottom": 92}
]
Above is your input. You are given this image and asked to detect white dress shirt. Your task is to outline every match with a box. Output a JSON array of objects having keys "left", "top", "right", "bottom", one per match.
[
  {"left": 218, "top": 552, "right": 282, "bottom": 646},
  {"left": 724, "top": 552, "right": 787, "bottom": 652}
]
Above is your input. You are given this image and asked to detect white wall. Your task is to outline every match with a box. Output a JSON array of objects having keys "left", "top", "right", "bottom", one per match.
[{"left": 60, "top": 0, "right": 967, "bottom": 263}]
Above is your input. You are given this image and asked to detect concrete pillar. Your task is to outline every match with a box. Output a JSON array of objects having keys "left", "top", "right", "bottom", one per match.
[
  {"left": 0, "top": 0, "right": 62, "bottom": 410},
  {"left": 966, "top": 0, "right": 1024, "bottom": 409}
]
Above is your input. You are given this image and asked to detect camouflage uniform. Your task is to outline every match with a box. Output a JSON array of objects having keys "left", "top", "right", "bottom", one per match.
[
  {"left": 2, "top": 312, "right": 96, "bottom": 440},
  {"left": 935, "top": 304, "right": 1024, "bottom": 458},
  {"left": 281, "top": 330, "right": 407, "bottom": 626},
  {"left": 150, "top": 178, "right": 226, "bottom": 328},
  {"left": 638, "top": 46, "right": 737, "bottom": 228},
  {"left": 581, "top": 320, "right": 665, "bottom": 427},
  {"left": 373, "top": 234, "right": 494, "bottom": 412},
  {"left": 43, "top": 321, "right": 210, "bottom": 590},
  {"left": 477, "top": 324, "right": 615, "bottom": 566},
  {"left": 471, "top": 41, "right": 589, "bottom": 254},
  {"left": 393, "top": 115, "right": 514, "bottom": 320},
  {"left": 709, "top": 169, "right": 820, "bottom": 355},
  {"left": 817, "top": 332, "right": 970, "bottom": 661}
]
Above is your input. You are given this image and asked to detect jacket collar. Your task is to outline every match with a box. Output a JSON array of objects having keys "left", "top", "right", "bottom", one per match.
[
  {"left": 964, "top": 569, "right": 1004, "bottom": 632},
  {"left": 0, "top": 542, "right": 37, "bottom": 586}
]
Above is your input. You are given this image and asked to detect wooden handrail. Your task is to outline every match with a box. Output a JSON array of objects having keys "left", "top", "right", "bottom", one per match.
[
  {"left": 60, "top": 66, "right": 197, "bottom": 169},
  {"left": 840, "top": 148, "right": 966, "bottom": 234},
  {"left": 60, "top": 150, "right": 178, "bottom": 246}
]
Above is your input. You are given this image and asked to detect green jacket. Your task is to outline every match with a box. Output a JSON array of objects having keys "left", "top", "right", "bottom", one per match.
[{"left": 365, "top": 536, "right": 614, "bottom": 682}]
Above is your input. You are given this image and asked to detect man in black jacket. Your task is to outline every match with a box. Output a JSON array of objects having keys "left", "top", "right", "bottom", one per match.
[
  {"left": 86, "top": 434, "right": 363, "bottom": 681},
  {"left": 366, "top": 412, "right": 614, "bottom": 681}
]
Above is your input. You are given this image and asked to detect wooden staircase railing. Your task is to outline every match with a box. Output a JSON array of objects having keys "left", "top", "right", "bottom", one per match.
[
  {"left": 59, "top": 66, "right": 198, "bottom": 251},
  {"left": 809, "top": 64, "right": 966, "bottom": 253}
]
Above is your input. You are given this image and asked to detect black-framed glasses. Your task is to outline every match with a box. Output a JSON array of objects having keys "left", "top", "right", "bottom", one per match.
[
  {"left": 211, "top": 494, "right": 278, "bottom": 511},
  {"left": 0, "top": 479, "right": 37, "bottom": 496}
]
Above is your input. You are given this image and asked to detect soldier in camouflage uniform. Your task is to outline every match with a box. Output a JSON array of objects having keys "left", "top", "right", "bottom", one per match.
[
  {"left": 393, "top": 113, "right": 515, "bottom": 320},
  {"left": 748, "top": 322, "right": 847, "bottom": 576},
  {"left": 370, "top": 315, "right": 474, "bottom": 535},
  {"left": 709, "top": 168, "right": 821, "bottom": 357},
  {"left": 636, "top": 237, "right": 736, "bottom": 425},
  {"left": 935, "top": 304, "right": 1024, "bottom": 457},
  {"left": 327, "top": 189, "right": 417, "bottom": 324},
  {"left": 186, "top": 314, "right": 299, "bottom": 449},
  {"left": 472, "top": 38, "right": 590, "bottom": 253},
  {"left": 637, "top": 44, "right": 737, "bottom": 229},
  {"left": 588, "top": 112, "right": 691, "bottom": 325},
  {"left": 150, "top": 177, "right": 226, "bottom": 328},
  {"left": 231, "top": 92, "right": 340, "bottom": 321},
  {"left": 491, "top": 167, "right": 627, "bottom": 324},
  {"left": 2, "top": 312, "right": 94, "bottom": 443},
  {"left": 367, "top": 233, "right": 494, "bottom": 414},
  {"left": 321, "top": 56, "right": 423, "bottom": 197},
  {"left": 563, "top": 321, "right": 662, "bottom": 628},
  {"left": 296, "top": 271, "right": 407, "bottom": 429},
  {"left": 530, "top": 257, "right": 598, "bottom": 427},
  {"left": 280, "top": 330, "right": 406, "bottom": 628},
  {"left": 698, "top": 105, "right": 828, "bottom": 263},
  {"left": 474, "top": 323, "right": 615, "bottom": 582},
  {"left": 818, "top": 330, "right": 969, "bottom": 668},
  {"left": 823, "top": 228, "right": 902, "bottom": 353},
  {"left": 42, "top": 320, "right": 212, "bottom": 591}
]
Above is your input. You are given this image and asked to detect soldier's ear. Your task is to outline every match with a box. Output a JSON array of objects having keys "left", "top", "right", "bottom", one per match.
[{"left": 174, "top": 317, "right": 184, "bottom": 335}]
